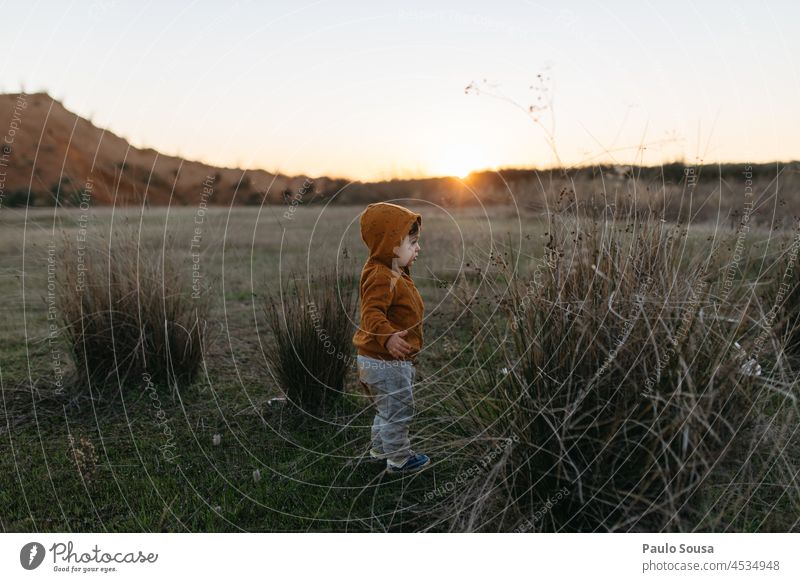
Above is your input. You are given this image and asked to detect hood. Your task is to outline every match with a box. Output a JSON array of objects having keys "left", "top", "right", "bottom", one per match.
[{"left": 359, "top": 202, "right": 422, "bottom": 275}]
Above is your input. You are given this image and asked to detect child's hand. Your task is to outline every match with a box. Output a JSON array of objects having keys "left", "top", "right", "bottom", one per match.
[{"left": 386, "top": 330, "right": 413, "bottom": 359}]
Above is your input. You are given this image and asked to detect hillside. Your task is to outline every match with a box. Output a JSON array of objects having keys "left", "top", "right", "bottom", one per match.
[{"left": 0, "top": 92, "right": 325, "bottom": 207}]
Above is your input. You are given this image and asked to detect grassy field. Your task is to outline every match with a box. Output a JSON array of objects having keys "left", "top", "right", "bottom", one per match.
[{"left": 1, "top": 204, "right": 798, "bottom": 532}]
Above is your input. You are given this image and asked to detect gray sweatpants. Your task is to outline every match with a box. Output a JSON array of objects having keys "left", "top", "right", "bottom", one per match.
[{"left": 356, "top": 355, "right": 416, "bottom": 463}]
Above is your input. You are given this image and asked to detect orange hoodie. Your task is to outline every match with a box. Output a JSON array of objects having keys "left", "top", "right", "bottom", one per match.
[{"left": 352, "top": 202, "right": 424, "bottom": 362}]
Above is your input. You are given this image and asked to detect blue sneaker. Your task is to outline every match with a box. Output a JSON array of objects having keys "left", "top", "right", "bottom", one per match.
[{"left": 386, "top": 452, "right": 431, "bottom": 474}]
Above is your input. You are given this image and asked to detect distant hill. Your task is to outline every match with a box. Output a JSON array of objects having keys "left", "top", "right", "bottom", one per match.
[{"left": 0, "top": 92, "right": 328, "bottom": 207}]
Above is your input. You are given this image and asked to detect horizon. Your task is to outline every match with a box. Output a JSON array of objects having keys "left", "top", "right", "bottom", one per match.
[
  {"left": 1, "top": 89, "right": 796, "bottom": 186},
  {"left": 2, "top": 1, "right": 798, "bottom": 182}
]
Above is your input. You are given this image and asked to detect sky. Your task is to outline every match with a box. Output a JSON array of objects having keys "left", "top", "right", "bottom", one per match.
[{"left": 1, "top": 0, "right": 798, "bottom": 181}]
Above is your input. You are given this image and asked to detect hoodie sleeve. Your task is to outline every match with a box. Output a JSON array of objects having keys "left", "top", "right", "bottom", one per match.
[{"left": 360, "top": 267, "right": 399, "bottom": 347}]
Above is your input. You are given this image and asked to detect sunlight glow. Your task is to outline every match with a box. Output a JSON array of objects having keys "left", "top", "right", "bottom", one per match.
[{"left": 429, "top": 144, "right": 491, "bottom": 178}]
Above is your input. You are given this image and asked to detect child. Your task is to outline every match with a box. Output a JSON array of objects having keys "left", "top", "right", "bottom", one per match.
[{"left": 352, "top": 202, "right": 429, "bottom": 474}]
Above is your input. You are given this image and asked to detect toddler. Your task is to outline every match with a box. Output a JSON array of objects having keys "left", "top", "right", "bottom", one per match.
[{"left": 352, "top": 202, "right": 429, "bottom": 474}]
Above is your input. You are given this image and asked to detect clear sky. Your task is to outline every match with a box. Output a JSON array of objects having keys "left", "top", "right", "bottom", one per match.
[{"left": 2, "top": 0, "right": 798, "bottom": 181}]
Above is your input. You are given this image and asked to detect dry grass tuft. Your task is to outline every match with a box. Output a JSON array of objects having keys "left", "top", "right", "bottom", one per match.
[
  {"left": 263, "top": 268, "right": 358, "bottom": 415},
  {"left": 55, "top": 228, "right": 210, "bottom": 395}
]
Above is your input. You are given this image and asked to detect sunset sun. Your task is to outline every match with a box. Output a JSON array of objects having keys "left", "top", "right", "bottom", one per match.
[{"left": 430, "top": 144, "right": 489, "bottom": 178}]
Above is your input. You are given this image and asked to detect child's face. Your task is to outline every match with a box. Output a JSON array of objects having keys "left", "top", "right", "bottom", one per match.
[{"left": 395, "top": 231, "right": 420, "bottom": 268}]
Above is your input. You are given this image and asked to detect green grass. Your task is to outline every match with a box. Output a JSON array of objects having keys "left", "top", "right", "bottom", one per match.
[
  {"left": 1, "top": 205, "right": 797, "bottom": 532},
  {"left": 0, "top": 205, "right": 518, "bottom": 532},
  {"left": 0, "top": 377, "right": 449, "bottom": 531}
]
